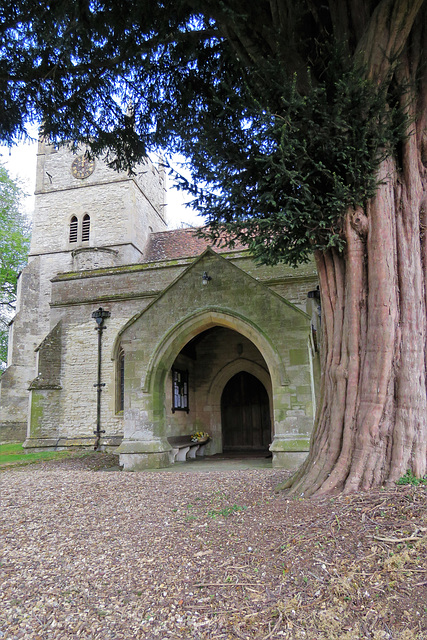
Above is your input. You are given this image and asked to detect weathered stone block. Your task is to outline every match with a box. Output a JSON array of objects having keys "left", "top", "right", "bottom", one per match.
[{"left": 272, "top": 451, "right": 308, "bottom": 470}]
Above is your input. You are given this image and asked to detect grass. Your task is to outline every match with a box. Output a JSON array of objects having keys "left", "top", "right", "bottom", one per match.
[
  {"left": 396, "top": 469, "right": 427, "bottom": 486},
  {"left": 0, "top": 442, "right": 76, "bottom": 468},
  {"left": 207, "top": 504, "right": 248, "bottom": 519}
]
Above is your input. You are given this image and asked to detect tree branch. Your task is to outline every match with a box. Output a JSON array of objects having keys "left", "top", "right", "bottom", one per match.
[
  {"left": 2, "top": 27, "right": 220, "bottom": 84},
  {"left": 354, "top": 0, "right": 424, "bottom": 83}
]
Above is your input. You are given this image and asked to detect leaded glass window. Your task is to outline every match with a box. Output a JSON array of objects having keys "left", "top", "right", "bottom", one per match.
[
  {"left": 117, "top": 348, "right": 125, "bottom": 412},
  {"left": 172, "top": 368, "right": 189, "bottom": 412}
]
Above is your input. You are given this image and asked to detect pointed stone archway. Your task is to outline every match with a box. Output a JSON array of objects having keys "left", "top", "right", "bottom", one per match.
[
  {"left": 169, "top": 326, "right": 274, "bottom": 455},
  {"left": 117, "top": 308, "right": 286, "bottom": 467},
  {"left": 117, "top": 305, "right": 312, "bottom": 469},
  {"left": 116, "top": 249, "right": 315, "bottom": 470}
]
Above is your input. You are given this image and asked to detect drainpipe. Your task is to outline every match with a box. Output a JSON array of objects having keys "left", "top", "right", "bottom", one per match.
[{"left": 91, "top": 307, "right": 111, "bottom": 450}]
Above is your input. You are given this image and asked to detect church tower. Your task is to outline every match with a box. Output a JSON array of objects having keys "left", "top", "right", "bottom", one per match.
[
  {"left": 0, "top": 140, "right": 167, "bottom": 441},
  {"left": 30, "top": 139, "right": 167, "bottom": 269}
]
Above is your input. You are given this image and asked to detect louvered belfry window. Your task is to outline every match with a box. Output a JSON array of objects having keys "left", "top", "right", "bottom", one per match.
[
  {"left": 69, "top": 216, "right": 78, "bottom": 243},
  {"left": 82, "top": 214, "right": 90, "bottom": 241}
]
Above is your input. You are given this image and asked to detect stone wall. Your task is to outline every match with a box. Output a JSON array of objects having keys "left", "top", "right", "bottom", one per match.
[
  {"left": 48, "top": 251, "right": 318, "bottom": 310},
  {"left": 0, "top": 251, "right": 75, "bottom": 440},
  {"left": 0, "top": 142, "right": 168, "bottom": 442},
  {"left": 117, "top": 250, "right": 314, "bottom": 470},
  {"left": 22, "top": 246, "right": 318, "bottom": 457},
  {"left": 1, "top": 142, "right": 319, "bottom": 451},
  {"left": 31, "top": 143, "right": 167, "bottom": 264}
]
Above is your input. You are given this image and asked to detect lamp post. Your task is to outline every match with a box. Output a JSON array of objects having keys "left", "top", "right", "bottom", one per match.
[{"left": 91, "top": 307, "right": 111, "bottom": 450}]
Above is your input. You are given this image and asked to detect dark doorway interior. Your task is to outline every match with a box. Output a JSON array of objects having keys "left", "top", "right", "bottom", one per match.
[{"left": 221, "top": 371, "right": 271, "bottom": 452}]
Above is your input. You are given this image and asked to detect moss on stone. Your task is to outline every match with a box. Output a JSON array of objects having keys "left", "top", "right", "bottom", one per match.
[
  {"left": 289, "top": 349, "right": 309, "bottom": 366},
  {"left": 29, "top": 395, "right": 44, "bottom": 435},
  {"left": 52, "top": 258, "right": 194, "bottom": 281},
  {"left": 119, "top": 451, "right": 171, "bottom": 470},
  {"left": 270, "top": 437, "right": 310, "bottom": 452}
]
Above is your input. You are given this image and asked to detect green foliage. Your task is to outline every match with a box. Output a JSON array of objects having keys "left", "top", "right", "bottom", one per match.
[
  {"left": 0, "top": 1, "right": 413, "bottom": 266},
  {"left": 0, "top": 166, "right": 30, "bottom": 368},
  {"left": 0, "top": 331, "right": 7, "bottom": 370},
  {"left": 207, "top": 504, "right": 247, "bottom": 518},
  {"left": 396, "top": 470, "right": 427, "bottom": 486},
  {"left": 187, "top": 53, "right": 406, "bottom": 266}
]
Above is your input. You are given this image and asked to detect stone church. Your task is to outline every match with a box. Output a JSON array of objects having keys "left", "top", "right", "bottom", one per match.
[{"left": 0, "top": 139, "right": 320, "bottom": 470}]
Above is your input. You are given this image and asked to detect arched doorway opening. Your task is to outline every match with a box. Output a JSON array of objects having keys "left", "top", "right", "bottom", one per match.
[
  {"left": 221, "top": 371, "right": 271, "bottom": 452},
  {"left": 166, "top": 325, "right": 273, "bottom": 455},
  {"left": 116, "top": 283, "right": 314, "bottom": 471}
]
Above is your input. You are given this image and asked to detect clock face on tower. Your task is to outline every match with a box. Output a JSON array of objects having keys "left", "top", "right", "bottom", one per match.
[{"left": 71, "top": 155, "right": 95, "bottom": 179}]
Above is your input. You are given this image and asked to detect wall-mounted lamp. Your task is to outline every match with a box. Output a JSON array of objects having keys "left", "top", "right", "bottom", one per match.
[{"left": 202, "top": 271, "right": 212, "bottom": 285}]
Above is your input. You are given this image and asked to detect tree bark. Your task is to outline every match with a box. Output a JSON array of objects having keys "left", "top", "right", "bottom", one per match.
[{"left": 282, "top": 6, "right": 427, "bottom": 496}]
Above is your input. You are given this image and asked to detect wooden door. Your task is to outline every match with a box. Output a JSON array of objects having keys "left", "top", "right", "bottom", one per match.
[{"left": 221, "top": 372, "right": 271, "bottom": 451}]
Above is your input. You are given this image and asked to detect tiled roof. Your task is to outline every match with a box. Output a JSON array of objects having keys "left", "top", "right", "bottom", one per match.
[{"left": 144, "top": 228, "right": 247, "bottom": 262}]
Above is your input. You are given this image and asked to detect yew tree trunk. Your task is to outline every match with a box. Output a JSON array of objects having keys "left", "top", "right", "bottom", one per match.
[{"left": 285, "top": 4, "right": 427, "bottom": 496}]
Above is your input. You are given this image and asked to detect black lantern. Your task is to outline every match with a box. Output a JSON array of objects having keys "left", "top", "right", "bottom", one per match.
[
  {"left": 202, "top": 271, "right": 212, "bottom": 285},
  {"left": 91, "top": 307, "right": 111, "bottom": 326}
]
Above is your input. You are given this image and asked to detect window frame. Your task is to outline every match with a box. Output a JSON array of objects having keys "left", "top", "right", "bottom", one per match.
[
  {"left": 81, "top": 213, "right": 90, "bottom": 242},
  {"left": 116, "top": 348, "right": 125, "bottom": 414},
  {"left": 171, "top": 367, "right": 189, "bottom": 413},
  {"left": 69, "top": 216, "right": 78, "bottom": 243}
]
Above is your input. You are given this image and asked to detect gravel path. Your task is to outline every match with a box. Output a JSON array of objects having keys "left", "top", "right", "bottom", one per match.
[
  {"left": 1, "top": 456, "right": 291, "bottom": 639},
  {"left": 1, "top": 455, "right": 426, "bottom": 640}
]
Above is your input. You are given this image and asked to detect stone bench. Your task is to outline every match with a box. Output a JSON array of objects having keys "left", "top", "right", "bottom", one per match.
[{"left": 167, "top": 436, "right": 210, "bottom": 464}]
